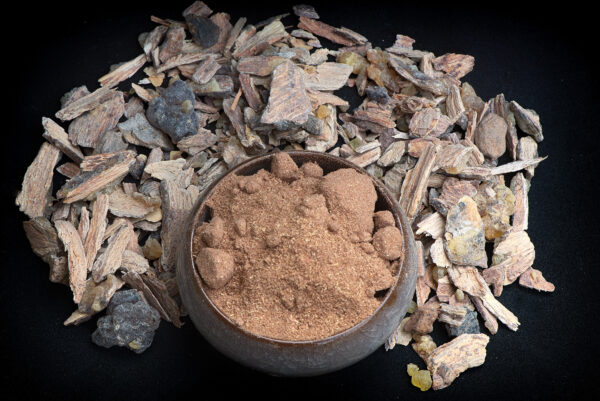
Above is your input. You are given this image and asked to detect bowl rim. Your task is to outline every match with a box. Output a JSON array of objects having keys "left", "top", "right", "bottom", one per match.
[{"left": 184, "top": 150, "right": 414, "bottom": 346}]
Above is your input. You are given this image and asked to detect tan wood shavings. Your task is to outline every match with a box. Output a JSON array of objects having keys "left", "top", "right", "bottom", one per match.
[
  {"left": 399, "top": 143, "right": 439, "bottom": 221},
  {"left": 54, "top": 220, "right": 88, "bottom": 304},
  {"left": 91, "top": 225, "right": 131, "bottom": 283},
  {"left": 510, "top": 173, "right": 530, "bottom": 231},
  {"left": 426, "top": 333, "right": 489, "bottom": 390},
  {"left": 490, "top": 230, "right": 535, "bottom": 285},
  {"left": 303, "top": 62, "right": 353, "bottom": 91},
  {"left": 448, "top": 266, "right": 519, "bottom": 331},
  {"left": 16, "top": 142, "right": 61, "bottom": 219},
  {"left": 57, "top": 151, "right": 136, "bottom": 203},
  {"left": 41, "top": 117, "right": 84, "bottom": 163},
  {"left": 518, "top": 268, "right": 555, "bottom": 292},
  {"left": 458, "top": 157, "right": 546, "bottom": 180},
  {"left": 57, "top": 162, "right": 81, "bottom": 179},
  {"left": 99, "top": 54, "right": 147, "bottom": 87},
  {"left": 55, "top": 87, "right": 116, "bottom": 121},
  {"left": 77, "top": 206, "right": 90, "bottom": 242},
  {"left": 233, "top": 20, "right": 288, "bottom": 58},
  {"left": 416, "top": 212, "right": 445, "bottom": 239},
  {"left": 83, "top": 193, "right": 109, "bottom": 270}
]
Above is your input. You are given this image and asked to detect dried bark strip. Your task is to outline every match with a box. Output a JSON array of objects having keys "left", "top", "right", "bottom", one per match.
[
  {"left": 83, "top": 193, "right": 109, "bottom": 270},
  {"left": 99, "top": 54, "right": 147, "bottom": 87},
  {"left": 55, "top": 87, "right": 116, "bottom": 121},
  {"left": 427, "top": 334, "right": 489, "bottom": 390},
  {"left": 54, "top": 220, "right": 88, "bottom": 303},
  {"left": 41, "top": 117, "right": 84, "bottom": 163},
  {"left": 16, "top": 142, "right": 61, "bottom": 219},
  {"left": 399, "top": 143, "right": 439, "bottom": 220},
  {"left": 297, "top": 16, "right": 354, "bottom": 46},
  {"left": 57, "top": 151, "right": 136, "bottom": 203},
  {"left": 91, "top": 225, "right": 131, "bottom": 282}
]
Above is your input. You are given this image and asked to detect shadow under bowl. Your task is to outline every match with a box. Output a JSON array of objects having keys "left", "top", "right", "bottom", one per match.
[{"left": 176, "top": 150, "right": 418, "bottom": 377}]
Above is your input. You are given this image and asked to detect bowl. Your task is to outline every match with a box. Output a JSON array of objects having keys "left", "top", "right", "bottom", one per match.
[{"left": 176, "top": 150, "right": 418, "bottom": 376}]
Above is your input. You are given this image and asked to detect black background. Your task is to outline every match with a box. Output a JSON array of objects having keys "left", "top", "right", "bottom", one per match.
[{"left": 2, "top": 1, "right": 599, "bottom": 400}]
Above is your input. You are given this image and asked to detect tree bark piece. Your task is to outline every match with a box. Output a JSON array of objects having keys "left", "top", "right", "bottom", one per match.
[
  {"left": 16, "top": 142, "right": 61, "bottom": 219},
  {"left": 91, "top": 225, "right": 131, "bottom": 283},
  {"left": 83, "top": 193, "right": 109, "bottom": 270},
  {"left": 399, "top": 143, "right": 439, "bottom": 221},
  {"left": 41, "top": 117, "right": 84, "bottom": 163},
  {"left": 54, "top": 220, "right": 88, "bottom": 303},
  {"left": 99, "top": 54, "right": 147, "bottom": 87},
  {"left": 426, "top": 333, "right": 489, "bottom": 390}
]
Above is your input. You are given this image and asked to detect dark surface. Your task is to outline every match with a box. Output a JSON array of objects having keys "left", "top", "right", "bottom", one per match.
[{"left": 1, "top": 1, "right": 598, "bottom": 400}]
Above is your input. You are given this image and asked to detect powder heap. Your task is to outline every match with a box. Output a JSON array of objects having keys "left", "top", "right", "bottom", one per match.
[{"left": 192, "top": 152, "right": 405, "bottom": 341}]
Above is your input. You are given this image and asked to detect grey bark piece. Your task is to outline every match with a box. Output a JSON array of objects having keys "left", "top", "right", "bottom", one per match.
[
  {"left": 91, "top": 289, "right": 160, "bottom": 354},
  {"left": 119, "top": 113, "right": 174, "bottom": 151},
  {"left": 509, "top": 101, "right": 543, "bottom": 142},
  {"left": 147, "top": 80, "right": 199, "bottom": 142}
]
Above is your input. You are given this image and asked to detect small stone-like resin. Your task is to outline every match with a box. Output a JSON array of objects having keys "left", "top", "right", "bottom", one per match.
[{"left": 91, "top": 289, "right": 160, "bottom": 354}]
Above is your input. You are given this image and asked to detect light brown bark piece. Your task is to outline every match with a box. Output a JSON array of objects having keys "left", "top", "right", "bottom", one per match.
[
  {"left": 192, "top": 56, "right": 221, "bottom": 84},
  {"left": 415, "top": 212, "right": 445, "bottom": 239},
  {"left": 389, "top": 56, "right": 451, "bottom": 96},
  {"left": 436, "top": 143, "right": 472, "bottom": 174},
  {"left": 176, "top": 129, "right": 218, "bottom": 155},
  {"left": 518, "top": 268, "right": 555, "bottom": 292},
  {"left": 458, "top": 157, "right": 546, "bottom": 180},
  {"left": 437, "top": 303, "right": 467, "bottom": 326},
  {"left": 16, "top": 142, "right": 61, "bottom": 219},
  {"left": 432, "top": 53, "right": 475, "bottom": 79},
  {"left": 143, "top": 25, "right": 168, "bottom": 56},
  {"left": 108, "top": 187, "right": 160, "bottom": 219},
  {"left": 261, "top": 61, "right": 312, "bottom": 128},
  {"left": 346, "top": 146, "right": 381, "bottom": 168},
  {"left": 56, "top": 162, "right": 81, "bottom": 179},
  {"left": 55, "top": 87, "right": 116, "bottom": 121},
  {"left": 297, "top": 16, "right": 354, "bottom": 46},
  {"left": 448, "top": 266, "right": 520, "bottom": 331},
  {"left": 409, "top": 108, "right": 452, "bottom": 138},
  {"left": 160, "top": 179, "right": 196, "bottom": 270},
  {"left": 41, "top": 117, "right": 84, "bottom": 163},
  {"left": 224, "top": 17, "right": 247, "bottom": 54},
  {"left": 509, "top": 101, "right": 543, "bottom": 142},
  {"left": 490, "top": 230, "right": 535, "bottom": 284},
  {"left": 436, "top": 276, "right": 456, "bottom": 303},
  {"left": 303, "top": 62, "right": 353, "bottom": 91},
  {"left": 510, "top": 173, "right": 530, "bottom": 231},
  {"left": 426, "top": 333, "right": 489, "bottom": 390},
  {"left": 238, "top": 73, "right": 264, "bottom": 111},
  {"left": 233, "top": 20, "right": 288, "bottom": 58},
  {"left": 430, "top": 238, "right": 451, "bottom": 268},
  {"left": 99, "top": 54, "right": 147, "bottom": 87},
  {"left": 78, "top": 274, "right": 124, "bottom": 314},
  {"left": 144, "top": 158, "right": 186, "bottom": 181},
  {"left": 54, "top": 220, "right": 88, "bottom": 303},
  {"left": 83, "top": 193, "right": 109, "bottom": 270},
  {"left": 141, "top": 272, "right": 183, "bottom": 327},
  {"left": 121, "top": 249, "right": 151, "bottom": 274},
  {"left": 405, "top": 303, "right": 440, "bottom": 334},
  {"left": 91, "top": 225, "right": 131, "bottom": 282},
  {"left": 237, "top": 55, "right": 286, "bottom": 76},
  {"left": 399, "top": 142, "right": 439, "bottom": 220},
  {"left": 77, "top": 206, "right": 90, "bottom": 242},
  {"left": 416, "top": 276, "right": 431, "bottom": 306},
  {"left": 470, "top": 295, "right": 498, "bottom": 334},
  {"left": 431, "top": 177, "right": 478, "bottom": 216},
  {"left": 68, "top": 91, "right": 125, "bottom": 148},
  {"left": 57, "top": 151, "right": 136, "bottom": 203},
  {"left": 517, "top": 136, "right": 538, "bottom": 178}
]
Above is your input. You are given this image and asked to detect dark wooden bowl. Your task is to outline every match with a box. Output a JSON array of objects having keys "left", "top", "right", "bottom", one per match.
[{"left": 176, "top": 150, "right": 418, "bottom": 376}]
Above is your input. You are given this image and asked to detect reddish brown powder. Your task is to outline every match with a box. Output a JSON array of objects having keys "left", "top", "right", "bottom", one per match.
[{"left": 192, "top": 153, "right": 404, "bottom": 341}]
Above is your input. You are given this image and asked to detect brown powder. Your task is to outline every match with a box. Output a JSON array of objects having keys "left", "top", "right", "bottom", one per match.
[{"left": 192, "top": 153, "right": 404, "bottom": 341}]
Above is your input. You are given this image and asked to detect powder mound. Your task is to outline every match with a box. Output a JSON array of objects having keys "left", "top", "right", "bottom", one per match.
[
  {"left": 193, "top": 153, "right": 403, "bottom": 341},
  {"left": 320, "top": 168, "right": 377, "bottom": 236}
]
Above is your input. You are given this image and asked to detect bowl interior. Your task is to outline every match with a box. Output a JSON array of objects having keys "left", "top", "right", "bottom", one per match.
[{"left": 188, "top": 150, "right": 412, "bottom": 345}]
